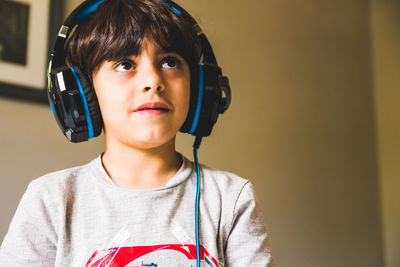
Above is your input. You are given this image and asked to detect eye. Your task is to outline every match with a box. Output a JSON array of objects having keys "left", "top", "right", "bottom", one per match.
[
  {"left": 114, "top": 60, "right": 135, "bottom": 72},
  {"left": 161, "top": 56, "right": 181, "bottom": 69}
]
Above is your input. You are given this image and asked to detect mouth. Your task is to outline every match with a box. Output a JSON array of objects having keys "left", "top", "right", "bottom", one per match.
[{"left": 135, "top": 102, "right": 171, "bottom": 114}]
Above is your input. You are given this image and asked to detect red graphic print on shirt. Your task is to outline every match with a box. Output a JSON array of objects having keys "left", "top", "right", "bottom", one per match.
[{"left": 86, "top": 244, "right": 218, "bottom": 267}]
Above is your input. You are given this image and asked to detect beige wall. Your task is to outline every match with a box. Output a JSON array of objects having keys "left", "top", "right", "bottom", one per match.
[
  {"left": 370, "top": 1, "right": 400, "bottom": 267},
  {"left": 0, "top": 0, "right": 392, "bottom": 266}
]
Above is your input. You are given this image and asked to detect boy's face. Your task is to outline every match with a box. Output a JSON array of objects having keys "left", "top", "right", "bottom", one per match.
[{"left": 92, "top": 39, "right": 190, "bottom": 150}]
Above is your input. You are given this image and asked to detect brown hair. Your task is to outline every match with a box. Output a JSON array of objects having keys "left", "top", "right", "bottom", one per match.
[{"left": 66, "top": 0, "right": 202, "bottom": 76}]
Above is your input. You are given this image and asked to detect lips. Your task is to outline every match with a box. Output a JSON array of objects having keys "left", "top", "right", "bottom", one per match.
[{"left": 135, "top": 102, "right": 171, "bottom": 114}]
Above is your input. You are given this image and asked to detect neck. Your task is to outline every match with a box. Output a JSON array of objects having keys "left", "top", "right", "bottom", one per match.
[{"left": 101, "top": 137, "right": 182, "bottom": 189}]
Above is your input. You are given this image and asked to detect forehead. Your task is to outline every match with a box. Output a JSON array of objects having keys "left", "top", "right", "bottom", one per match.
[
  {"left": 138, "top": 38, "right": 167, "bottom": 55},
  {"left": 121, "top": 38, "right": 185, "bottom": 62},
  {"left": 110, "top": 34, "right": 183, "bottom": 60}
]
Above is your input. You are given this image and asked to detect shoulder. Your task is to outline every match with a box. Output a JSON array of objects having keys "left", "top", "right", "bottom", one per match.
[
  {"left": 180, "top": 154, "right": 253, "bottom": 198},
  {"left": 196, "top": 162, "right": 256, "bottom": 206},
  {"left": 200, "top": 163, "right": 249, "bottom": 190},
  {"left": 27, "top": 157, "right": 98, "bottom": 199}
]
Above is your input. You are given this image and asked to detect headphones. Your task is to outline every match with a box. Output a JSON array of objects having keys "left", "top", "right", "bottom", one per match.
[{"left": 48, "top": 0, "right": 231, "bottom": 143}]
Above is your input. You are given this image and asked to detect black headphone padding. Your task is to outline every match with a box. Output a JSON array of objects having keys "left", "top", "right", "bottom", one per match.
[{"left": 72, "top": 66, "right": 103, "bottom": 137}]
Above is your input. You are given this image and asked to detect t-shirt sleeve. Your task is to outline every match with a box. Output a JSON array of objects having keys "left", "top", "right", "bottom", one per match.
[
  {"left": 0, "top": 181, "right": 57, "bottom": 267},
  {"left": 224, "top": 181, "right": 275, "bottom": 266}
]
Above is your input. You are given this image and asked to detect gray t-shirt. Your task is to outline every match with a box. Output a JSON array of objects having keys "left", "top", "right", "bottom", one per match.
[{"left": 0, "top": 155, "right": 274, "bottom": 266}]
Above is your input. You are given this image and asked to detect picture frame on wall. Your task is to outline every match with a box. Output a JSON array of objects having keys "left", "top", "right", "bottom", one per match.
[{"left": 0, "top": 0, "right": 62, "bottom": 104}]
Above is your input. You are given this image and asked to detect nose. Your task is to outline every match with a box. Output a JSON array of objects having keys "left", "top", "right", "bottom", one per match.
[
  {"left": 143, "top": 85, "right": 163, "bottom": 92},
  {"left": 140, "top": 62, "right": 165, "bottom": 93}
]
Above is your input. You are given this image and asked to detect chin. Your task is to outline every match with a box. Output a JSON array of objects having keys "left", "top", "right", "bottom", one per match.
[{"left": 130, "top": 132, "right": 176, "bottom": 150}]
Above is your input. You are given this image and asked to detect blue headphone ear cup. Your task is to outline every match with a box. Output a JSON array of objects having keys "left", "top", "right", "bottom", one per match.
[
  {"left": 181, "top": 62, "right": 229, "bottom": 137},
  {"left": 72, "top": 66, "right": 103, "bottom": 137}
]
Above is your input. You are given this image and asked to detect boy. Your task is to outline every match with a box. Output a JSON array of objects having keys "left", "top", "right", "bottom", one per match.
[{"left": 0, "top": 0, "right": 274, "bottom": 266}]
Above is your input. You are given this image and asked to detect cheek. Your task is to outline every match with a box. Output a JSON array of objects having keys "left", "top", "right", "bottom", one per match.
[
  {"left": 92, "top": 79, "right": 110, "bottom": 117},
  {"left": 179, "top": 79, "right": 191, "bottom": 119},
  {"left": 92, "top": 71, "right": 107, "bottom": 105},
  {"left": 92, "top": 75, "right": 124, "bottom": 125},
  {"left": 93, "top": 70, "right": 129, "bottom": 108}
]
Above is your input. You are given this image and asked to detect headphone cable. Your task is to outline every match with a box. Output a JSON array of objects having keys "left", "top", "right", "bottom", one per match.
[{"left": 193, "top": 135, "right": 202, "bottom": 266}]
